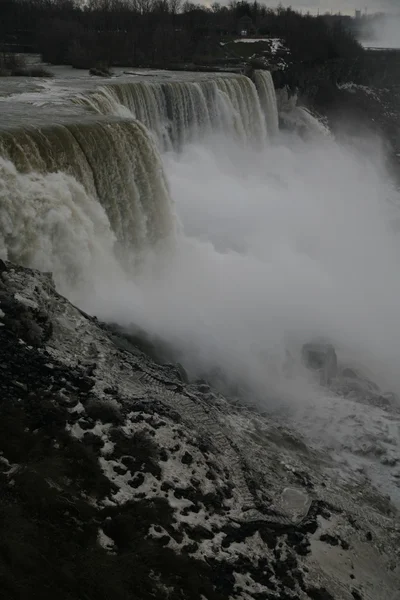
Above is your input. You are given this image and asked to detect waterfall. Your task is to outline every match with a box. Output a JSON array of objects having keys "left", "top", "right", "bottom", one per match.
[
  {"left": 0, "top": 155, "right": 120, "bottom": 295},
  {"left": 0, "top": 118, "right": 174, "bottom": 284},
  {"left": 280, "top": 106, "right": 331, "bottom": 139},
  {"left": 0, "top": 71, "right": 279, "bottom": 290},
  {"left": 275, "top": 87, "right": 331, "bottom": 139},
  {"left": 74, "top": 75, "right": 267, "bottom": 150},
  {"left": 253, "top": 70, "right": 279, "bottom": 137}
]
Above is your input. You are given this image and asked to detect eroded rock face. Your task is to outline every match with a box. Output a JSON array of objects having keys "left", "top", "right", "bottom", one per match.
[
  {"left": 302, "top": 342, "right": 338, "bottom": 385},
  {"left": 0, "top": 261, "right": 399, "bottom": 600}
]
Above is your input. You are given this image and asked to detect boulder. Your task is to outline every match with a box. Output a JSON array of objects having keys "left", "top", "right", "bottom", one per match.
[{"left": 302, "top": 341, "right": 338, "bottom": 384}]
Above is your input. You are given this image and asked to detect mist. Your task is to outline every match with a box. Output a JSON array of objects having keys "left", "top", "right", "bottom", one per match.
[
  {"left": 75, "top": 123, "right": 400, "bottom": 406},
  {"left": 359, "top": 14, "right": 400, "bottom": 48},
  {"left": 3, "top": 100, "right": 399, "bottom": 407}
]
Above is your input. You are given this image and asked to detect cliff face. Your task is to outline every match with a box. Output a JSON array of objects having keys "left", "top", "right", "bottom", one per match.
[
  {"left": 0, "top": 259, "right": 399, "bottom": 600},
  {"left": 272, "top": 52, "right": 400, "bottom": 183}
]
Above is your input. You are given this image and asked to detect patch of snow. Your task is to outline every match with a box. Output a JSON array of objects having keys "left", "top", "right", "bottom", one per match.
[
  {"left": 14, "top": 293, "right": 38, "bottom": 309},
  {"left": 0, "top": 455, "right": 11, "bottom": 468},
  {"left": 101, "top": 439, "right": 115, "bottom": 456},
  {"left": 0, "top": 308, "right": 4, "bottom": 318},
  {"left": 97, "top": 528, "right": 115, "bottom": 552},
  {"left": 233, "top": 571, "right": 271, "bottom": 597},
  {"left": 68, "top": 401, "right": 85, "bottom": 415},
  {"left": 234, "top": 38, "right": 269, "bottom": 43},
  {"left": 270, "top": 38, "right": 283, "bottom": 53},
  {"left": 92, "top": 421, "right": 112, "bottom": 438},
  {"left": 338, "top": 82, "right": 381, "bottom": 101},
  {"left": 100, "top": 456, "right": 160, "bottom": 505},
  {"left": 231, "top": 37, "right": 283, "bottom": 54},
  {"left": 66, "top": 421, "right": 86, "bottom": 439}
]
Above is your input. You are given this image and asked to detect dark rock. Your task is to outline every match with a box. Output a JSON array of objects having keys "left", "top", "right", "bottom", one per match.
[
  {"left": 181, "top": 451, "right": 193, "bottom": 465},
  {"left": 129, "top": 472, "right": 145, "bottom": 488},
  {"left": 307, "top": 587, "right": 335, "bottom": 600},
  {"left": 342, "top": 368, "right": 358, "bottom": 379},
  {"left": 82, "top": 432, "right": 104, "bottom": 450},
  {"left": 89, "top": 66, "right": 112, "bottom": 77},
  {"left": 320, "top": 533, "right": 339, "bottom": 546},
  {"left": 302, "top": 342, "right": 338, "bottom": 384},
  {"left": 159, "top": 449, "right": 168, "bottom": 461},
  {"left": 0, "top": 262, "right": 396, "bottom": 600},
  {"left": 176, "top": 362, "right": 189, "bottom": 383},
  {"left": 78, "top": 419, "right": 94, "bottom": 431}
]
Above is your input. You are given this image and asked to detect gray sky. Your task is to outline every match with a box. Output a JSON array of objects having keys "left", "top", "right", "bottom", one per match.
[{"left": 246, "top": 1, "right": 399, "bottom": 15}]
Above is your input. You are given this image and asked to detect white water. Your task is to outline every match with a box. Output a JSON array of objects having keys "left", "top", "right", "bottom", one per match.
[
  {"left": 0, "top": 119, "right": 174, "bottom": 273},
  {"left": 254, "top": 70, "right": 279, "bottom": 137},
  {"left": 82, "top": 129, "right": 400, "bottom": 399},
  {"left": 0, "top": 156, "right": 122, "bottom": 295},
  {"left": 1, "top": 74, "right": 399, "bottom": 397},
  {"left": 360, "top": 14, "right": 400, "bottom": 49},
  {"left": 75, "top": 74, "right": 268, "bottom": 150},
  {"left": 1, "top": 72, "right": 400, "bottom": 504}
]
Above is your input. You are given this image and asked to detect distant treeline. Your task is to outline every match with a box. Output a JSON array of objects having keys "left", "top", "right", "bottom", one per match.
[{"left": 0, "top": 0, "right": 363, "bottom": 71}]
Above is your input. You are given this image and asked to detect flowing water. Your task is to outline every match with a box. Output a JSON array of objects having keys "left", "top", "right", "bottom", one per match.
[{"left": 1, "top": 67, "right": 400, "bottom": 506}]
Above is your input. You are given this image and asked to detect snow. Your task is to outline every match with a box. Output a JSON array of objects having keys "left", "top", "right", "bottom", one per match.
[
  {"left": 0, "top": 308, "right": 4, "bottom": 318},
  {"left": 221, "top": 37, "right": 284, "bottom": 55},
  {"left": 68, "top": 401, "right": 85, "bottom": 415},
  {"left": 338, "top": 82, "right": 381, "bottom": 101},
  {"left": 14, "top": 293, "right": 38, "bottom": 309},
  {"left": 97, "top": 528, "right": 115, "bottom": 552},
  {"left": 66, "top": 421, "right": 86, "bottom": 440},
  {"left": 233, "top": 38, "right": 283, "bottom": 54},
  {"left": 234, "top": 38, "right": 268, "bottom": 43}
]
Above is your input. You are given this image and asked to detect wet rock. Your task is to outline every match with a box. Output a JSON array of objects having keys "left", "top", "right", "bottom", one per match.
[
  {"left": 307, "top": 587, "right": 335, "bottom": 600},
  {"left": 342, "top": 368, "right": 358, "bottom": 378},
  {"left": 0, "top": 261, "right": 397, "bottom": 600},
  {"left": 181, "top": 451, "right": 193, "bottom": 466},
  {"left": 320, "top": 533, "right": 339, "bottom": 546},
  {"left": 302, "top": 341, "right": 338, "bottom": 384}
]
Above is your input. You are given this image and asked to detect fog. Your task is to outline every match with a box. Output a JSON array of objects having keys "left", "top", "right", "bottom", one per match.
[
  {"left": 3, "top": 97, "right": 399, "bottom": 408},
  {"left": 78, "top": 123, "right": 400, "bottom": 406},
  {"left": 359, "top": 14, "right": 400, "bottom": 48}
]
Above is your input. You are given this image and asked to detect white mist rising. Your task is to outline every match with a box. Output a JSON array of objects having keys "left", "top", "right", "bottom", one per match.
[
  {"left": 79, "top": 126, "right": 400, "bottom": 404},
  {"left": 2, "top": 98, "right": 400, "bottom": 406},
  {"left": 360, "top": 14, "right": 400, "bottom": 49}
]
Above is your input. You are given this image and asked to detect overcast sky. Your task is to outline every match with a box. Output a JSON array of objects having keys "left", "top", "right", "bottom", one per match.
[{"left": 249, "top": 1, "right": 400, "bottom": 15}]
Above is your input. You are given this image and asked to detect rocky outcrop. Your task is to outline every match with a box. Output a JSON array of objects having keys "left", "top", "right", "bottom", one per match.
[
  {"left": 302, "top": 342, "right": 338, "bottom": 385},
  {"left": 0, "top": 260, "right": 399, "bottom": 600}
]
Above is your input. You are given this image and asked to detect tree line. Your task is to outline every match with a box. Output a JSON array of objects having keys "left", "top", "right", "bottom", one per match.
[{"left": 0, "top": 0, "right": 363, "bottom": 72}]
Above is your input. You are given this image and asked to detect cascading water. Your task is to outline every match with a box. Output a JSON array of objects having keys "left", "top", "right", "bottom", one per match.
[
  {"left": 0, "top": 155, "right": 121, "bottom": 297},
  {"left": 1, "top": 70, "right": 400, "bottom": 400},
  {"left": 0, "top": 72, "right": 273, "bottom": 291},
  {"left": 74, "top": 75, "right": 267, "bottom": 150},
  {"left": 0, "top": 118, "right": 174, "bottom": 282},
  {"left": 1, "top": 68, "right": 400, "bottom": 512},
  {"left": 253, "top": 70, "right": 279, "bottom": 137},
  {"left": 276, "top": 86, "right": 331, "bottom": 138}
]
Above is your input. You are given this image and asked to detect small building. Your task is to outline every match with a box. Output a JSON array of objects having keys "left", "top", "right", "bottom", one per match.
[{"left": 237, "top": 15, "right": 255, "bottom": 37}]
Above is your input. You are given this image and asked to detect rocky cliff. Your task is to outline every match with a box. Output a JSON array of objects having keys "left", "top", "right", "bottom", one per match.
[{"left": 0, "top": 260, "right": 399, "bottom": 600}]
